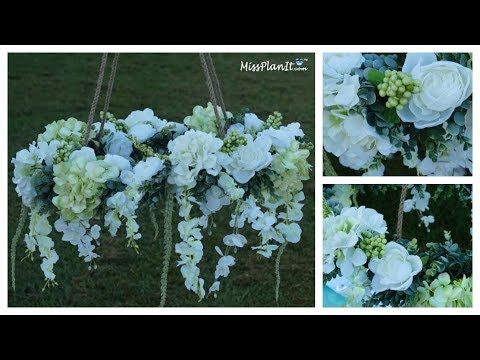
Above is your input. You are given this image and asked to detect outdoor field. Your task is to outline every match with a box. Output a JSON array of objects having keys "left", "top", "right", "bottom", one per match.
[{"left": 8, "top": 53, "right": 315, "bottom": 307}]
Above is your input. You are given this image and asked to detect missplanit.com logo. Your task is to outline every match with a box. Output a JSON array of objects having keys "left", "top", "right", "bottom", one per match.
[{"left": 240, "top": 57, "right": 309, "bottom": 72}]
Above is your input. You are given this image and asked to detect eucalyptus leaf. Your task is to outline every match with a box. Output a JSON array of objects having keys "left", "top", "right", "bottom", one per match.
[
  {"left": 446, "top": 122, "right": 461, "bottom": 136},
  {"left": 453, "top": 112, "right": 465, "bottom": 126}
]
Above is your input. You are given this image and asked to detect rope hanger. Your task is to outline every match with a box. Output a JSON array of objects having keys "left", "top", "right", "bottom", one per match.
[{"left": 83, "top": 53, "right": 120, "bottom": 145}]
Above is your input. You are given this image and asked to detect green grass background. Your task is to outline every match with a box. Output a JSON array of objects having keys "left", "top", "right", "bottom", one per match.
[
  {"left": 8, "top": 53, "right": 315, "bottom": 307},
  {"left": 327, "top": 185, "right": 471, "bottom": 249}
]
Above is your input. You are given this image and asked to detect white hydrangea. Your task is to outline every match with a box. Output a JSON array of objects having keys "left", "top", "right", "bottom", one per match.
[
  {"left": 323, "top": 109, "right": 397, "bottom": 172},
  {"left": 324, "top": 74, "right": 361, "bottom": 110},
  {"left": 120, "top": 156, "right": 164, "bottom": 187},
  {"left": 257, "top": 122, "right": 304, "bottom": 150},
  {"left": 218, "top": 134, "right": 272, "bottom": 183},
  {"left": 167, "top": 130, "right": 223, "bottom": 189},
  {"left": 417, "top": 138, "right": 472, "bottom": 176},
  {"left": 104, "top": 131, "right": 133, "bottom": 158},
  {"left": 11, "top": 141, "right": 59, "bottom": 206},
  {"left": 323, "top": 206, "right": 387, "bottom": 274},
  {"left": 123, "top": 108, "right": 168, "bottom": 143}
]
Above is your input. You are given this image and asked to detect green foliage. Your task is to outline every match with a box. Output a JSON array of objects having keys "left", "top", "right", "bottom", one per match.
[
  {"left": 364, "top": 68, "right": 385, "bottom": 86},
  {"left": 436, "top": 53, "right": 472, "bottom": 68},
  {"left": 420, "top": 238, "right": 472, "bottom": 281}
]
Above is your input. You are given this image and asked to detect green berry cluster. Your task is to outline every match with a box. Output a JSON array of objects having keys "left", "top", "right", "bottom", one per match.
[
  {"left": 101, "top": 111, "right": 127, "bottom": 132},
  {"left": 53, "top": 142, "right": 78, "bottom": 164},
  {"left": 221, "top": 130, "right": 247, "bottom": 154},
  {"left": 377, "top": 70, "right": 421, "bottom": 110},
  {"left": 359, "top": 231, "right": 387, "bottom": 259},
  {"left": 264, "top": 111, "right": 283, "bottom": 129},
  {"left": 100, "top": 111, "right": 116, "bottom": 121}
]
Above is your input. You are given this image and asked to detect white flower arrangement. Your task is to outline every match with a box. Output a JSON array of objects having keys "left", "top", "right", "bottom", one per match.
[
  {"left": 11, "top": 103, "right": 313, "bottom": 304},
  {"left": 323, "top": 52, "right": 473, "bottom": 176},
  {"left": 323, "top": 185, "right": 472, "bottom": 307}
]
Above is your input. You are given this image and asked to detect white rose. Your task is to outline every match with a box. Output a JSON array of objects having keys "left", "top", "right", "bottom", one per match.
[
  {"left": 105, "top": 132, "right": 133, "bottom": 158},
  {"left": 219, "top": 135, "right": 272, "bottom": 183},
  {"left": 324, "top": 74, "right": 361, "bottom": 109},
  {"left": 323, "top": 53, "right": 365, "bottom": 79},
  {"left": 398, "top": 53, "right": 472, "bottom": 129},
  {"left": 369, "top": 242, "right": 422, "bottom": 293}
]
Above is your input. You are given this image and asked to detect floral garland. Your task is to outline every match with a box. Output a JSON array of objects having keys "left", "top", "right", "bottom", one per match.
[
  {"left": 323, "top": 53, "right": 472, "bottom": 176},
  {"left": 11, "top": 103, "right": 313, "bottom": 304},
  {"left": 323, "top": 185, "right": 472, "bottom": 307}
]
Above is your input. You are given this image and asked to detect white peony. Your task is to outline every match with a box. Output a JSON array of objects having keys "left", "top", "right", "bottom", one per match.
[
  {"left": 167, "top": 130, "right": 223, "bottom": 189},
  {"left": 324, "top": 74, "right": 361, "bottom": 109},
  {"left": 124, "top": 108, "right": 168, "bottom": 143},
  {"left": 398, "top": 53, "right": 472, "bottom": 129},
  {"left": 323, "top": 53, "right": 365, "bottom": 79},
  {"left": 323, "top": 109, "right": 397, "bottom": 171},
  {"left": 369, "top": 242, "right": 422, "bottom": 293},
  {"left": 218, "top": 134, "right": 272, "bottom": 183},
  {"left": 104, "top": 154, "right": 131, "bottom": 171}
]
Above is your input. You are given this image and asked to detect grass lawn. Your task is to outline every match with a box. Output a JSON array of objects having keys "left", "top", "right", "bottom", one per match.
[
  {"left": 325, "top": 185, "right": 471, "bottom": 250},
  {"left": 8, "top": 53, "right": 315, "bottom": 307}
]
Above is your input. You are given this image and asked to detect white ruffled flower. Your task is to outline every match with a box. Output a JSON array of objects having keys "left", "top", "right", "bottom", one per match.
[
  {"left": 252, "top": 244, "right": 279, "bottom": 258},
  {"left": 104, "top": 154, "right": 131, "bottom": 171},
  {"left": 223, "top": 233, "right": 247, "bottom": 247},
  {"left": 214, "top": 247, "right": 236, "bottom": 279},
  {"left": 120, "top": 157, "right": 164, "bottom": 187},
  {"left": 12, "top": 141, "right": 59, "bottom": 206},
  {"left": 167, "top": 130, "right": 223, "bottom": 188},
  {"left": 323, "top": 109, "right": 397, "bottom": 171},
  {"left": 323, "top": 53, "right": 365, "bottom": 79},
  {"left": 244, "top": 113, "right": 264, "bottom": 132},
  {"left": 369, "top": 242, "right": 422, "bottom": 293},
  {"left": 200, "top": 185, "right": 230, "bottom": 215},
  {"left": 324, "top": 74, "right": 361, "bottom": 109},
  {"left": 417, "top": 138, "right": 472, "bottom": 176},
  {"left": 124, "top": 108, "right": 168, "bottom": 143},
  {"left": 218, "top": 172, "right": 245, "bottom": 200},
  {"left": 218, "top": 134, "right": 272, "bottom": 183},
  {"left": 257, "top": 122, "right": 304, "bottom": 150},
  {"left": 323, "top": 206, "right": 387, "bottom": 274},
  {"left": 275, "top": 222, "right": 301, "bottom": 243},
  {"left": 398, "top": 53, "right": 472, "bottom": 129},
  {"left": 105, "top": 131, "right": 133, "bottom": 158},
  {"left": 326, "top": 267, "right": 370, "bottom": 307}
]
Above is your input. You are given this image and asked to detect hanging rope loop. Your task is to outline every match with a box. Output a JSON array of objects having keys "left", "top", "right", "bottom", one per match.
[
  {"left": 199, "top": 53, "right": 228, "bottom": 138},
  {"left": 83, "top": 53, "right": 120, "bottom": 145},
  {"left": 395, "top": 185, "right": 408, "bottom": 240}
]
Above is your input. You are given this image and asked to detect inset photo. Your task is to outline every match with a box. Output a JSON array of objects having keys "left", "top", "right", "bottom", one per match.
[
  {"left": 8, "top": 53, "right": 314, "bottom": 307},
  {"left": 323, "top": 53, "right": 472, "bottom": 176},
  {"left": 323, "top": 184, "right": 472, "bottom": 307}
]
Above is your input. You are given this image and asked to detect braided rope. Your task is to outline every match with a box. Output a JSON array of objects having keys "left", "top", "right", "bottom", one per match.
[
  {"left": 98, "top": 53, "right": 120, "bottom": 139},
  {"left": 83, "top": 53, "right": 108, "bottom": 146},
  {"left": 205, "top": 53, "right": 228, "bottom": 125},
  {"left": 395, "top": 185, "right": 408, "bottom": 240},
  {"left": 199, "top": 53, "right": 225, "bottom": 138}
]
